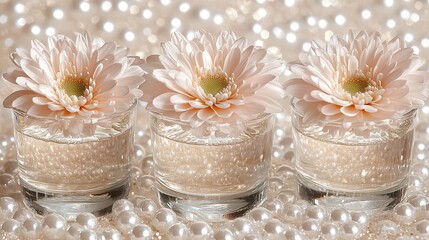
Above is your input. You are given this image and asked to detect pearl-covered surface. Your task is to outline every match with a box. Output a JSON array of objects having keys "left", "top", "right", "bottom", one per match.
[{"left": 2, "top": 0, "right": 429, "bottom": 239}]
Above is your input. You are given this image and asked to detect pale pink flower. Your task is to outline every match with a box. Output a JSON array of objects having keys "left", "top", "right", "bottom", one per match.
[
  {"left": 140, "top": 31, "right": 284, "bottom": 134},
  {"left": 3, "top": 32, "right": 144, "bottom": 118},
  {"left": 285, "top": 30, "right": 429, "bottom": 134}
]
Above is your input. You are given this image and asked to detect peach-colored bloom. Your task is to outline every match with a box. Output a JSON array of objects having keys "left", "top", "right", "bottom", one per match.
[
  {"left": 285, "top": 30, "right": 429, "bottom": 134},
  {"left": 3, "top": 32, "right": 144, "bottom": 118},
  {"left": 140, "top": 31, "right": 284, "bottom": 134}
]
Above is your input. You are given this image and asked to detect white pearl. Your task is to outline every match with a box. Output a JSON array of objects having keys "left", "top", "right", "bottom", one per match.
[
  {"left": 76, "top": 212, "right": 98, "bottom": 229},
  {"left": 1, "top": 219, "right": 20, "bottom": 233},
  {"left": 284, "top": 228, "right": 307, "bottom": 240},
  {"left": 340, "top": 221, "right": 360, "bottom": 238},
  {"left": 137, "top": 175, "right": 156, "bottom": 190},
  {"left": 330, "top": 208, "right": 351, "bottom": 223},
  {"left": 283, "top": 204, "right": 303, "bottom": 223},
  {"left": 115, "top": 211, "right": 140, "bottom": 234},
  {"left": 321, "top": 222, "right": 338, "bottom": 239},
  {"left": 80, "top": 229, "right": 98, "bottom": 240},
  {"left": 167, "top": 222, "right": 189, "bottom": 240},
  {"left": 268, "top": 177, "right": 284, "bottom": 192},
  {"left": 394, "top": 202, "right": 416, "bottom": 225},
  {"left": 408, "top": 195, "right": 428, "bottom": 208},
  {"left": 152, "top": 208, "right": 177, "bottom": 233},
  {"left": 275, "top": 164, "right": 295, "bottom": 181},
  {"left": 0, "top": 196, "right": 19, "bottom": 218},
  {"left": 263, "top": 219, "right": 286, "bottom": 237},
  {"left": 276, "top": 189, "right": 297, "bottom": 204},
  {"left": 112, "top": 199, "right": 134, "bottom": 217},
  {"left": 68, "top": 222, "right": 84, "bottom": 238},
  {"left": 415, "top": 220, "right": 429, "bottom": 236},
  {"left": 350, "top": 211, "right": 368, "bottom": 226},
  {"left": 99, "top": 227, "right": 122, "bottom": 240},
  {"left": 189, "top": 221, "right": 214, "bottom": 239},
  {"left": 248, "top": 207, "right": 272, "bottom": 226},
  {"left": 130, "top": 224, "right": 153, "bottom": 240},
  {"left": 41, "top": 213, "right": 68, "bottom": 240},
  {"left": 301, "top": 219, "right": 320, "bottom": 238},
  {"left": 231, "top": 217, "right": 254, "bottom": 237},
  {"left": 21, "top": 218, "right": 41, "bottom": 239},
  {"left": 140, "top": 156, "right": 154, "bottom": 175},
  {"left": 133, "top": 197, "right": 157, "bottom": 219},
  {"left": 263, "top": 198, "right": 283, "bottom": 216},
  {"left": 213, "top": 228, "right": 234, "bottom": 240},
  {"left": 0, "top": 173, "right": 17, "bottom": 195},
  {"left": 12, "top": 208, "right": 34, "bottom": 222},
  {"left": 305, "top": 205, "right": 326, "bottom": 222}
]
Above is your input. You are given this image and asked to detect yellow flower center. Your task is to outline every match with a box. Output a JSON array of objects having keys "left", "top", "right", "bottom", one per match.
[
  {"left": 59, "top": 76, "right": 89, "bottom": 97},
  {"left": 200, "top": 74, "right": 229, "bottom": 95},
  {"left": 342, "top": 75, "right": 370, "bottom": 95}
]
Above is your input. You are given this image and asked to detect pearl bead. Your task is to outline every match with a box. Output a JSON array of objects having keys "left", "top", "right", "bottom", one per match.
[
  {"left": 99, "top": 227, "right": 122, "bottom": 240},
  {"left": 68, "top": 223, "right": 84, "bottom": 238},
  {"left": 408, "top": 195, "right": 428, "bottom": 208},
  {"left": 140, "top": 156, "right": 154, "bottom": 175},
  {"left": 301, "top": 219, "right": 320, "bottom": 238},
  {"left": 305, "top": 205, "right": 326, "bottom": 222},
  {"left": 0, "top": 173, "right": 17, "bottom": 195},
  {"left": 76, "top": 212, "right": 98, "bottom": 229},
  {"left": 321, "top": 222, "right": 339, "bottom": 239},
  {"left": 41, "top": 213, "right": 68, "bottom": 240},
  {"left": 112, "top": 199, "right": 134, "bottom": 217},
  {"left": 377, "top": 220, "right": 398, "bottom": 236},
  {"left": 152, "top": 208, "right": 177, "bottom": 233},
  {"left": 115, "top": 211, "right": 140, "bottom": 234},
  {"left": 130, "top": 224, "right": 153, "bottom": 240},
  {"left": 263, "top": 219, "right": 286, "bottom": 237},
  {"left": 263, "top": 198, "right": 283, "bottom": 216},
  {"left": 415, "top": 220, "right": 429, "bottom": 236},
  {"left": 137, "top": 175, "right": 156, "bottom": 191},
  {"left": 189, "top": 221, "right": 214, "bottom": 239},
  {"left": 80, "top": 229, "right": 98, "bottom": 240},
  {"left": 283, "top": 204, "right": 303, "bottom": 223},
  {"left": 275, "top": 164, "right": 295, "bottom": 181},
  {"left": 12, "top": 208, "right": 34, "bottom": 222},
  {"left": 394, "top": 202, "right": 416, "bottom": 225},
  {"left": 213, "top": 228, "right": 234, "bottom": 240},
  {"left": 21, "top": 218, "right": 41, "bottom": 239},
  {"left": 1, "top": 219, "right": 20, "bottom": 233},
  {"left": 243, "top": 233, "right": 263, "bottom": 240},
  {"left": 268, "top": 177, "right": 284, "bottom": 192},
  {"left": 340, "top": 221, "right": 360, "bottom": 238},
  {"left": 284, "top": 228, "right": 306, "bottom": 240},
  {"left": 276, "top": 190, "right": 296, "bottom": 204},
  {"left": 167, "top": 223, "right": 189, "bottom": 240},
  {"left": 350, "top": 211, "right": 368, "bottom": 226},
  {"left": 132, "top": 196, "right": 157, "bottom": 219},
  {"left": 0, "top": 196, "right": 19, "bottom": 218},
  {"left": 231, "top": 217, "right": 253, "bottom": 237},
  {"left": 248, "top": 207, "right": 272, "bottom": 226},
  {"left": 330, "top": 208, "right": 351, "bottom": 223}
]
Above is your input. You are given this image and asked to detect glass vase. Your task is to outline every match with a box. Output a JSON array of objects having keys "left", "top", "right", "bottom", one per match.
[
  {"left": 291, "top": 99, "right": 416, "bottom": 212},
  {"left": 12, "top": 102, "right": 137, "bottom": 220},
  {"left": 150, "top": 113, "right": 275, "bottom": 222}
]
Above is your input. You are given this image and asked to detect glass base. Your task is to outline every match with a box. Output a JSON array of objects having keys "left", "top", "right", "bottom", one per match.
[
  {"left": 297, "top": 176, "right": 407, "bottom": 214},
  {"left": 20, "top": 177, "right": 130, "bottom": 221},
  {"left": 157, "top": 181, "right": 267, "bottom": 222}
]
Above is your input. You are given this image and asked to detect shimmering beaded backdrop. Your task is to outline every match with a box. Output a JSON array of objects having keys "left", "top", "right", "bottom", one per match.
[{"left": 2, "top": 0, "right": 429, "bottom": 239}]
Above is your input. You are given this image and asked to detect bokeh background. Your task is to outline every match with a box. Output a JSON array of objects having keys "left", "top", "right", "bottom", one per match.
[{"left": 1, "top": 0, "right": 429, "bottom": 137}]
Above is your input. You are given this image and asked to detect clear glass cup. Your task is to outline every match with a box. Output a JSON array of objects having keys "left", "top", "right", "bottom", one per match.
[
  {"left": 290, "top": 99, "right": 416, "bottom": 212},
  {"left": 150, "top": 113, "right": 275, "bottom": 222},
  {"left": 12, "top": 102, "right": 137, "bottom": 220}
]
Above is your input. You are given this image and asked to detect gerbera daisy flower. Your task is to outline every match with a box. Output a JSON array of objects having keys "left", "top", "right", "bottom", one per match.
[
  {"left": 140, "top": 31, "right": 285, "bottom": 134},
  {"left": 285, "top": 30, "right": 429, "bottom": 134},
  {"left": 3, "top": 32, "right": 144, "bottom": 119}
]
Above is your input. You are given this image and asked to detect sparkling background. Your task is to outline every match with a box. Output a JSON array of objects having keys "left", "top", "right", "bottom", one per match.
[{"left": 2, "top": 0, "right": 429, "bottom": 239}]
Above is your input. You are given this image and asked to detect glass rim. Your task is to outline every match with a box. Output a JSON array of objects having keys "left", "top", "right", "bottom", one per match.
[
  {"left": 149, "top": 111, "right": 273, "bottom": 125},
  {"left": 290, "top": 97, "right": 417, "bottom": 125},
  {"left": 12, "top": 99, "right": 138, "bottom": 121}
]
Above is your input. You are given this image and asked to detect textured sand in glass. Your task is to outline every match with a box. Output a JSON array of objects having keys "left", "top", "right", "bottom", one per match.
[
  {"left": 152, "top": 130, "right": 273, "bottom": 195},
  {"left": 294, "top": 130, "right": 414, "bottom": 191},
  {"left": 16, "top": 127, "right": 132, "bottom": 192}
]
